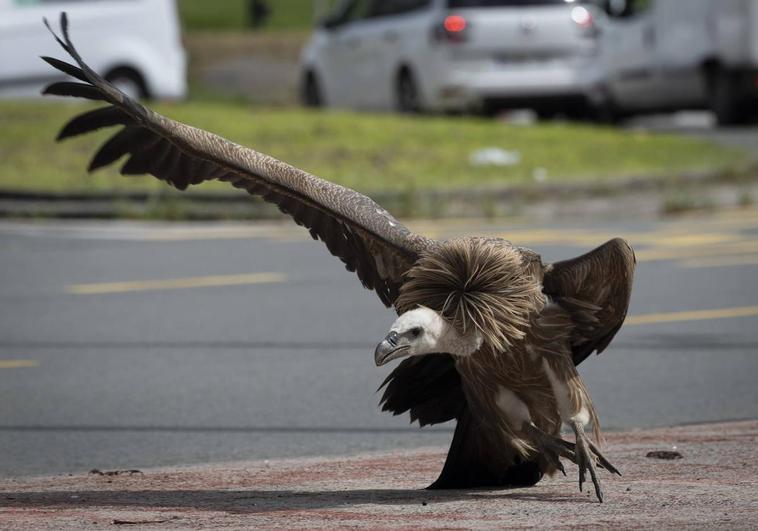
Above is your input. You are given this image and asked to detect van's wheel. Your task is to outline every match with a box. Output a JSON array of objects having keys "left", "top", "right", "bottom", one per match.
[
  {"left": 105, "top": 68, "right": 148, "bottom": 100},
  {"left": 396, "top": 69, "right": 421, "bottom": 113},
  {"left": 301, "top": 71, "right": 323, "bottom": 108},
  {"left": 710, "top": 70, "right": 744, "bottom": 126},
  {"left": 591, "top": 98, "right": 621, "bottom": 124}
]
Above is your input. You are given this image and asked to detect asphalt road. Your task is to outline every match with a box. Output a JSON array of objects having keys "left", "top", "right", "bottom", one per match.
[{"left": 1, "top": 210, "right": 758, "bottom": 478}]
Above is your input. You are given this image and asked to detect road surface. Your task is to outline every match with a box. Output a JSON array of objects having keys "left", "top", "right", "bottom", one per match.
[{"left": 1, "top": 209, "right": 757, "bottom": 477}]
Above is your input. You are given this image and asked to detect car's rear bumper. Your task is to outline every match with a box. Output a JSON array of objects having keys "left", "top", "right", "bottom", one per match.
[{"left": 428, "top": 57, "right": 604, "bottom": 110}]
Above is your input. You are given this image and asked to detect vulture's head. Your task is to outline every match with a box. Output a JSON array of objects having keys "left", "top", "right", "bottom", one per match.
[{"left": 374, "top": 307, "right": 483, "bottom": 366}]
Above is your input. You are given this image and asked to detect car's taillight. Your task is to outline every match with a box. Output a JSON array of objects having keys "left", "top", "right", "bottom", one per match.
[
  {"left": 571, "top": 6, "right": 592, "bottom": 27},
  {"left": 571, "top": 6, "right": 599, "bottom": 38},
  {"left": 432, "top": 15, "right": 469, "bottom": 44},
  {"left": 444, "top": 15, "right": 467, "bottom": 33}
]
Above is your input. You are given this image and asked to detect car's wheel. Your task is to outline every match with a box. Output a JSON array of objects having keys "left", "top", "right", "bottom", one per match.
[
  {"left": 105, "top": 67, "right": 148, "bottom": 100},
  {"left": 396, "top": 68, "right": 421, "bottom": 113},
  {"left": 590, "top": 99, "right": 621, "bottom": 125},
  {"left": 710, "top": 69, "right": 745, "bottom": 126},
  {"left": 301, "top": 71, "right": 323, "bottom": 108},
  {"left": 535, "top": 109, "right": 557, "bottom": 121}
]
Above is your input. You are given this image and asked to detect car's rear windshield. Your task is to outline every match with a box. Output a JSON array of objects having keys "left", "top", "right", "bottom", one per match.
[{"left": 449, "top": 0, "right": 592, "bottom": 7}]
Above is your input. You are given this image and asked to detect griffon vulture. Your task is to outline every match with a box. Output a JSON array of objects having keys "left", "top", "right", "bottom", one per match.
[{"left": 41, "top": 14, "right": 635, "bottom": 502}]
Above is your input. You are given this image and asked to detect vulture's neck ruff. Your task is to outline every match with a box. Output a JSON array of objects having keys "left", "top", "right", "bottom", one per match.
[{"left": 396, "top": 239, "right": 544, "bottom": 354}]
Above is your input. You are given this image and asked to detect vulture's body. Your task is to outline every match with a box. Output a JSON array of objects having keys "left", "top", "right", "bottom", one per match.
[{"left": 41, "top": 14, "right": 635, "bottom": 502}]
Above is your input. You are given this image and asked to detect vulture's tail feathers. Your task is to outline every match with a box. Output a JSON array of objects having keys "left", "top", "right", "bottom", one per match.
[
  {"left": 380, "top": 355, "right": 543, "bottom": 489},
  {"left": 428, "top": 407, "right": 543, "bottom": 490}
]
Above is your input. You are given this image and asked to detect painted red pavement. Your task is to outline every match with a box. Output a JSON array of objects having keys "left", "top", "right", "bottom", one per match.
[{"left": 1, "top": 421, "right": 756, "bottom": 529}]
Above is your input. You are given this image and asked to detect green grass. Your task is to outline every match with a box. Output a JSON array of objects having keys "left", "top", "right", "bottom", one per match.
[
  {"left": 178, "top": 0, "right": 324, "bottom": 31},
  {"left": 0, "top": 101, "right": 747, "bottom": 195}
]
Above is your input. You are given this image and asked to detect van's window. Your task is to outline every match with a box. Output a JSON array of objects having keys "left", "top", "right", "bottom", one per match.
[
  {"left": 449, "top": 0, "right": 593, "bottom": 6},
  {"left": 606, "top": 0, "right": 651, "bottom": 18},
  {"left": 14, "top": 0, "right": 102, "bottom": 5},
  {"left": 323, "top": 0, "right": 373, "bottom": 27},
  {"left": 14, "top": 0, "right": 98, "bottom": 5},
  {"left": 371, "top": 0, "right": 432, "bottom": 17}
]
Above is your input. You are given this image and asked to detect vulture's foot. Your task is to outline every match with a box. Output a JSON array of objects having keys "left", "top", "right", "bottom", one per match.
[
  {"left": 569, "top": 420, "right": 620, "bottom": 503},
  {"left": 587, "top": 437, "right": 621, "bottom": 477},
  {"left": 521, "top": 423, "right": 574, "bottom": 475}
]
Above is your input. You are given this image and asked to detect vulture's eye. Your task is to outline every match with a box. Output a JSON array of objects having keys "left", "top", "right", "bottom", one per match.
[{"left": 410, "top": 327, "right": 423, "bottom": 338}]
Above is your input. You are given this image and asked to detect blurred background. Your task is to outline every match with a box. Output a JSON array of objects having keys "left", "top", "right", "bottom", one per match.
[{"left": 1, "top": 0, "right": 758, "bottom": 479}]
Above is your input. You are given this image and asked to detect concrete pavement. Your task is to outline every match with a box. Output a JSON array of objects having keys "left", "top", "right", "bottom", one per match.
[{"left": 0, "top": 421, "right": 756, "bottom": 529}]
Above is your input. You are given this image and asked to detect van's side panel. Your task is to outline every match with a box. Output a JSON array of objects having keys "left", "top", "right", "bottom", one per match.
[
  {"left": 711, "top": 0, "right": 751, "bottom": 67},
  {"left": 750, "top": 0, "right": 758, "bottom": 65},
  {"left": 0, "top": 0, "right": 185, "bottom": 99}
]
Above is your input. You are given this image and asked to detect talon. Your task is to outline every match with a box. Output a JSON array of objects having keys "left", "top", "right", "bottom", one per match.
[
  {"left": 587, "top": 438, "right": 622, "bottom": 476},
  {"left": 571, "top": 420, "right": 606, "bottom": 503}
]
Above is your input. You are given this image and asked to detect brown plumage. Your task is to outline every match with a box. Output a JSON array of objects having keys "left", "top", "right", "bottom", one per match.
[
  {"left": 396, "top": 238, "right": 544, "bottom": 351},
  {"left": 41, "top": 14, "right": 636, "bottom": 501},
  {"left": 395, "top": 238, "right": 604, "bottom": 470}
]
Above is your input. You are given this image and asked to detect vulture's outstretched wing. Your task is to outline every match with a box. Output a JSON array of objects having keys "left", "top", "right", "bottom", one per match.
[
  {"left": 41, "top": 14, "right": 432, "bottom": 306},
  {"left": 542, "top": 238, "right": 636, "bottom": 365}
]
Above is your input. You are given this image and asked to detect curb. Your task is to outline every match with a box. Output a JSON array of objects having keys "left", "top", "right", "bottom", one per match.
[{"left": 1, "top": 166, "right": 757, "bottom": 220}]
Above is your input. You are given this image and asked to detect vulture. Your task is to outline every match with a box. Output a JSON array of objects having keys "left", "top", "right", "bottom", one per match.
[{"left": 41, "top": 14, "right": 635, "bottom": 502}]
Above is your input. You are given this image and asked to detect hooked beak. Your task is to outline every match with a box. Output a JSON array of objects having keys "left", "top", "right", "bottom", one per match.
[{"left": 374, "top": 331, "right": 410, "bottom": 366}]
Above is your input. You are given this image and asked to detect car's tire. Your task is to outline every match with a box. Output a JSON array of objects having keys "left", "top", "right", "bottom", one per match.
[
  {"left": 590, "top": 99, "right": 621, "bottom": 125},
  {"left": 105, "top": 67, "right": 148, "bottom": 100},
  {"left": 396, "top": 68, "right": 421, "bottom": 114},
  {"left": 710, "top": 69, "right": 745, "bottom": 126},
  {"left": 301, "top": 71, "right": 323, "bottom": 108}
]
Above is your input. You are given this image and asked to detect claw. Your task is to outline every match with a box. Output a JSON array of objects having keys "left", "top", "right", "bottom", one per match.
[
  {"left": 521, "top": 422, "right": 576, "bottom": 474},
  {"left": 588, "top": 438, "right": 622, "bottom": 476},
  {"left": 571, "top": 420, "right": 606, "bottom": 503}
]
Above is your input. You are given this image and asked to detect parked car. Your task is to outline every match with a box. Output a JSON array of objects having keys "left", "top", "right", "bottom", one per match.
[
  {"left": 0, "top": 0, "right": 187, "bottom": 100},
  {"left": 299, "top": 0, "right": 607, "bottom": 116},
  {"left": 598, "top": 0, "right": 758, "bottom": 124}
]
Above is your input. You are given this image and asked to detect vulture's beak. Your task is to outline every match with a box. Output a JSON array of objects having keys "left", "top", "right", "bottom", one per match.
[{"left": 374, "top": 331, "right": 410, "bottom": 366}]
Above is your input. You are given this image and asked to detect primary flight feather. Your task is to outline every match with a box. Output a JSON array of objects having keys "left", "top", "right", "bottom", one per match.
[{"left": 42, "top": 14, "right": 635, "bottom": 502}]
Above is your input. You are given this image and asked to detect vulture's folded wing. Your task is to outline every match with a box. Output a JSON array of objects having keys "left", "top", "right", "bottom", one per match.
[
  {"left": 378, "top": 353, "right": 464, "bottom": 426},
  {"left": 542, "top": 238, "right": 636, "bottom": 365},
  {"left": 41, "top": 14, "right": 432, "bottom": 307}
]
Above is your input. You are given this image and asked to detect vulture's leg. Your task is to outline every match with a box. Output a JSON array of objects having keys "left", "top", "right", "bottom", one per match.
[
  {"left": 542, "top": 359, "right": 620, "bottom": 502},
  {"left": 496, "top": 387, "right": 571, "bottom": 477},
  {"left": 571, "top": 419, "right": 613, "bottom": 502}
]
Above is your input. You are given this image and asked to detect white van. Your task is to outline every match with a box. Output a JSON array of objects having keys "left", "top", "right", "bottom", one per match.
[
  {"left": 300, "top": 0, "right": 607, "bottom": 115},
  {"left": 0, "top": 0, "right": 187, "bottom": 100},
  {"left": 599, "top": 0, "right": 758, "bottom": 124}
]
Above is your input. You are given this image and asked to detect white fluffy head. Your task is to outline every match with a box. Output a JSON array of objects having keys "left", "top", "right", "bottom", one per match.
[
  {"left": 389, "top": 307, "right": 448, "bottom": 355},
  {"left": 374, "top": 307, "right": 483, "bottom": 366}
]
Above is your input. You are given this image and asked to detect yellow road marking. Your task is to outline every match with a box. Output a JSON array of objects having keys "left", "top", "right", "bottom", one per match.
[
  {"left": 627, "top": 306, "right": 758, "bottom": 326},
  {"left": 636, "top": 240, "right": 758, "bottom": 262},
  {"left": 0, "top": 360, "right": 39, "bottom": 369},
  {"left": 680, "top": 254, "right": 758, "bottom": 269},
  {"left": 66, "top": 272, "right": 286, "bottom": 295}
]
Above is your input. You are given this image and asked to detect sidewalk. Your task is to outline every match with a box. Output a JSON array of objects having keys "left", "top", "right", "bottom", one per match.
[{"left": 1, "top": 421, "right": 756, "bottom": 529}]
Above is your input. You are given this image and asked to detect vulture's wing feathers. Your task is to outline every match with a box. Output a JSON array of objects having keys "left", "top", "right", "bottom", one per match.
[
  {"left": 378, "top": 353, "right": 464, "bottom": 427},
  {"left": 542, "top": 238, "right": 636, "bottom": 365},
  {"left": 41, "top": 14, "right": 432, "bottom": 306}
]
